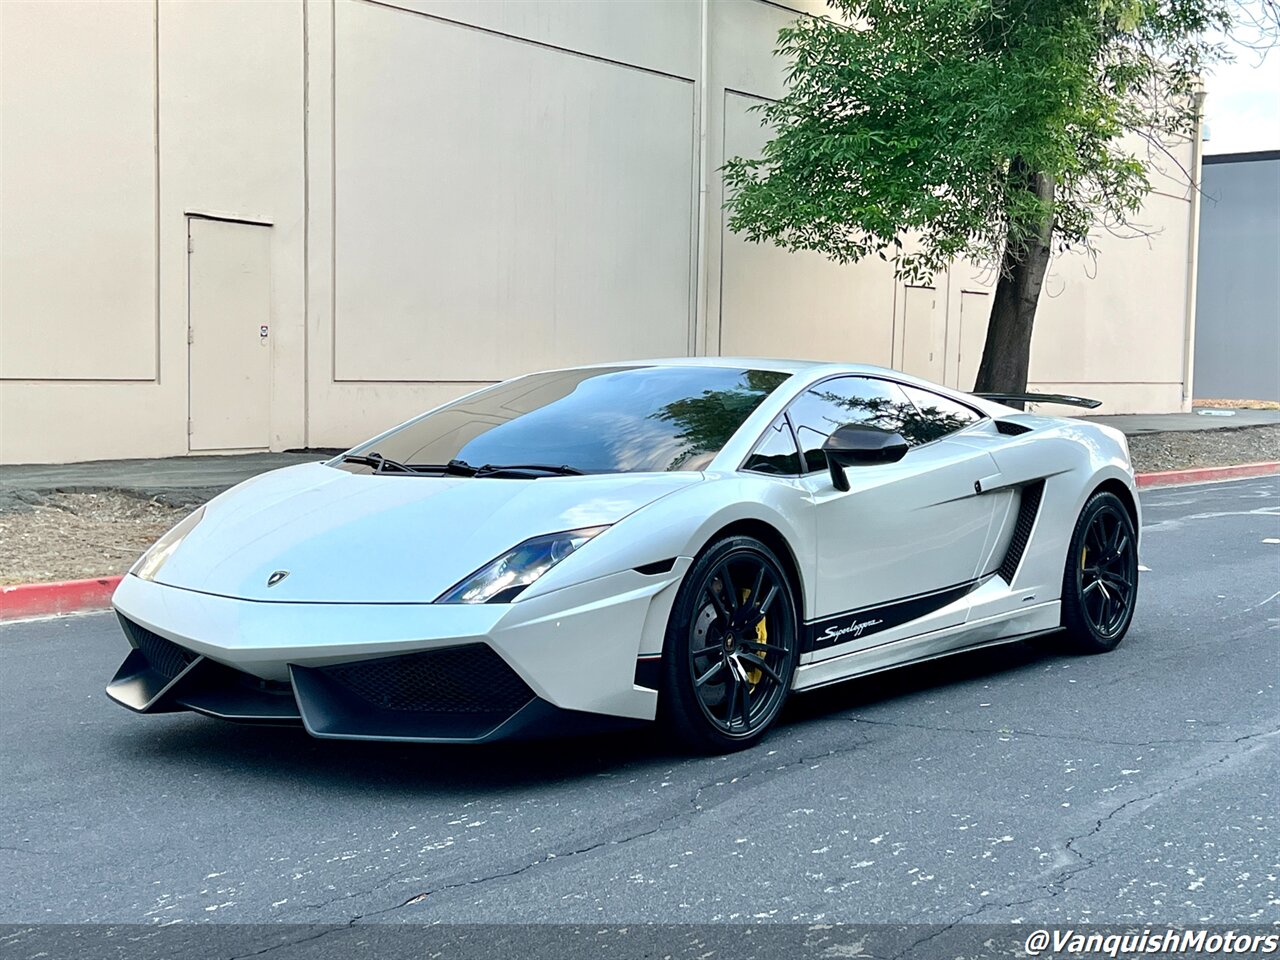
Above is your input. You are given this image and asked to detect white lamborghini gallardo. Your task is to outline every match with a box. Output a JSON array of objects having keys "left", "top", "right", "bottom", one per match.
[{"left": 108, "top": 359, "right": 1140, "bottom": 751}]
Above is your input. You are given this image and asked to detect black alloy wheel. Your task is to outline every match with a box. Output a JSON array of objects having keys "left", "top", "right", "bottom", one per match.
[
  {"left": 1060, "top": 490, "right": 1139, "bottom": 653},
  {"left": 659, "top": 536, "right": 799, "bottom": 752}
]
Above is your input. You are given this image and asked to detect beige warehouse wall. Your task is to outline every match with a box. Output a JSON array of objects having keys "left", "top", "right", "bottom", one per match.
[
  {"left": 304, "top": 0, "right": 707, "bottom": 446},
  {"left": 705, "top": 0, "right": 898, "bottom": 369},
  {"left": 718, "top": 94, "right": 898, "bottom": 366},
  {"left": 1, "top": 1, "right": 157, "bottom": 381},
  {"left": 1, "top": 0, "right": 304, "bottom": 464},
  {"left": 2, "top": 0, "right": 1197, "bottom": 464},
  {"left": 700, "top": 0, "right": 1198, "bottom": 415},
  {"left": 330, "top": 0, "right": 696, "bottom": 383},
  {"left": 160, "top": 0, "right": 307, "bottom": 454},
  {"left": 947, "top": 134, "right": 1197, "bottom": 412},
  {"left": 389, "top": 0, "right": 702, "bottom": 79}
]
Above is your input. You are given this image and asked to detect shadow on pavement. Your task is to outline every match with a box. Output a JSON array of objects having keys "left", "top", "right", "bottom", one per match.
[{"left": 784, "top": 637, "right": 1057, "bottom": 723}]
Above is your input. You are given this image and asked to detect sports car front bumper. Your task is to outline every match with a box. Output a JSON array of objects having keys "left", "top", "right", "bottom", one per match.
[{"left": 107, "top": 564, "right": 688, "bottom": 742}]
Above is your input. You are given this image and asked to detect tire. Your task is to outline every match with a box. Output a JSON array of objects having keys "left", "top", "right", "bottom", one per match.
[
  {"left": 658, "top": 535, "right": 800, "bottom": 753},
  {"left": 1059, "top": 490, "right": 1139, "bottom": 654}
]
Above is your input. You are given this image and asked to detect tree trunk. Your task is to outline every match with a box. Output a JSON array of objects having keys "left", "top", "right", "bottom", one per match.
[{"left": 973, "top": 158, "right": 1056, "bottom": 400}]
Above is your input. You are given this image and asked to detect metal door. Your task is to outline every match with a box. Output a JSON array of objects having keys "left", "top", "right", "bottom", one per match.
[
  {"left": 899, "top": 285, "right": 945, "bottom": 381},
  {"left": 955, "top": 290, "right": 990, "bottom": 391},
  {"left": 787, "top": 375, "right": 1000, "bottom": 658},
  {"left": 187, "top": 218, "right": 272, "bottom": 451}
]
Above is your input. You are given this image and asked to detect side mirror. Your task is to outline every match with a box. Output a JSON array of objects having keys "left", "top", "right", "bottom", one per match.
[{"left": 822, "top": 423, "right": 909, "bottom": 491}]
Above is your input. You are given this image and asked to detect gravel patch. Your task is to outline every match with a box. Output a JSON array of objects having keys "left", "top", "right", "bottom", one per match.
[
  {"left": 1126, "top": 424, "right": 1280, "bottom": 473},
  {"left": 1194, "top": 398, "right": 1280, "bottom": 410},
  {"left": 1, "top": 427, "right": 1276, "bottom": 585},
  {"left": 0, "top": 492, "right": 187, "bottom": 586}
]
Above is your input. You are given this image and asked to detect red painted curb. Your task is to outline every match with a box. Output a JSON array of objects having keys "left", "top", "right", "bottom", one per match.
[
  {"left": 0, "top": 576, "right": 121, "bottom": 622},
  {"left": 1135, "top": 460, "right": 1280, "bottom": 488}
]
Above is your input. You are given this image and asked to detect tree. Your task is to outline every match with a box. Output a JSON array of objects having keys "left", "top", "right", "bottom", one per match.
[
  {"left": 722, "top": 0, "right": 1263, "bottom": 394},
  {"left": 649, "top": 370, "right": 789, "bottom": 468}
]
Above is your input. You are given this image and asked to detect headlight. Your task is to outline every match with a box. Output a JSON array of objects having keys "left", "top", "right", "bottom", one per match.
[
  {"left": 131, "top": 506, "right": 206, "bottom": 582},
  {"left": 436, "top": 526, "right": 609, "bottom": 604}
]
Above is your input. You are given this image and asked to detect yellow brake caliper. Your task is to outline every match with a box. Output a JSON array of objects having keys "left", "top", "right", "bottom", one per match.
[{"left": 742, "top": 588, "right": 766, "bottom": 685}]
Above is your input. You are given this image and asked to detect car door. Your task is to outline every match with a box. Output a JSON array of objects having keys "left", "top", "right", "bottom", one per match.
[{"left": 791, "top": 376, "right": 1000, "bottom": 658}]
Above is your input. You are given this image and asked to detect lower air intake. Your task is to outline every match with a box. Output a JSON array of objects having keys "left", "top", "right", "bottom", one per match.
[
  {"left": 319, "top": 644, "right": 534, "bottom": 714},
  {"left": 118, "top": 614, "right": 197, "bottom": 681}
]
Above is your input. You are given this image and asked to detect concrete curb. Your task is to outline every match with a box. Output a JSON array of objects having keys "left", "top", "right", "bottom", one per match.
[
  {"left": 3, "top": 461, "right": 1278, "bottom": 622},
  {"left": 1, "top": 577, "right": 122, "bottom": 622},
  {"left": 1135, "top": 460, "right": 1280, "bottom": 488}
]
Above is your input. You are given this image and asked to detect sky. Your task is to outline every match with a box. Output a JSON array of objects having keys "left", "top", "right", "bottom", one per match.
[{"left": 1201, "top": 33, "right": 1280, "bottom": 154}]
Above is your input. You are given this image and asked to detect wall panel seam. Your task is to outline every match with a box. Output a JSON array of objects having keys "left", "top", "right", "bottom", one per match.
[
  {"left": 153, "top": 0, "right": 161, "bottom": 385},
  {"left": 359, "top": 0, "right": 696, "bottom": 84},
  {"left": 302, "top": 0, "right": 311, "bottom": 447}
]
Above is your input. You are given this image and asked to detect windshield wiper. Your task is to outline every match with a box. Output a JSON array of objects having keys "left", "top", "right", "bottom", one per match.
[
  {"left": 339, "top": 455, "right": 582, "bottom": 478},
  {"left": 472, "top": 463, "right": 586, "bottom": 478},
  {"left": 341, "top": 454, "right": 480, "bottom": 476},
  {"left": 340, "top": 452, "right": 422, "bottom": 474}
]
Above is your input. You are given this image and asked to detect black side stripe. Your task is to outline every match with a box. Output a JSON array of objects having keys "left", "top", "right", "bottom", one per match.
[
  {"left": 803, "top": 580, "right": 980, "bottom": 653},
  {"left": 998, "top": 480, "right": 1045, "bottom": 583}
]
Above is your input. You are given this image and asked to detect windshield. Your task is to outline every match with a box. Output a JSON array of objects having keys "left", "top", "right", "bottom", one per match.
[{"left": 337, "top": 366, "right": 792, "bottom": 474}]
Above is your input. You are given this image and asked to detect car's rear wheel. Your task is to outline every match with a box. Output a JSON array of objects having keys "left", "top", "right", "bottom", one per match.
[
  {"left": 658, "top": 536, "right": 799, "bottom": 752},
  {"left": 1060, "top": 491, "right": 1139, "bottom": 654}
]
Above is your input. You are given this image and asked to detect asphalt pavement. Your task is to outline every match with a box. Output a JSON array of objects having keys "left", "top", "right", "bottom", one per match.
[{"left": 1, "top": 479, "right": 1276, "bottom": 940}]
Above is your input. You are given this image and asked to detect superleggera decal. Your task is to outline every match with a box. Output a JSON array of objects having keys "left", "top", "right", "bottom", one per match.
[{"left": 803, "top": 580, "right": 980, "bottom": 652}]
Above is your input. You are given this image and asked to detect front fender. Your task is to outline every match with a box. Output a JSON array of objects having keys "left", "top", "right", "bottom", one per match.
[{"left": 521, "top": 474, "right": 816, "bottom": 615}]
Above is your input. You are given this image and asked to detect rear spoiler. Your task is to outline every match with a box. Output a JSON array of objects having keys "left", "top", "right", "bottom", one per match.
[{"left": 972, "top": 392, "right": 1102, "bottom": 409}]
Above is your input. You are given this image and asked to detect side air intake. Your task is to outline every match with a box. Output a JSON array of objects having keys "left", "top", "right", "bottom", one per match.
[
  {"left": 995, "top": 420, "right": 1033, "bottom": 436},
  {"left": 998, "top": 480, "right": 1045, "bottom": 583}
]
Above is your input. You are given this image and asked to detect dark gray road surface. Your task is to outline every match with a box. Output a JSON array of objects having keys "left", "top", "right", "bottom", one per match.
[{"left": 2, "top": 479, "right": 1276, "bottom": 929}]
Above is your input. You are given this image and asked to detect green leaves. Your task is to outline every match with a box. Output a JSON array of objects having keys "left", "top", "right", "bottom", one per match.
[{"left": 722, "top": 0, "right": 1235, "bottom": 279}]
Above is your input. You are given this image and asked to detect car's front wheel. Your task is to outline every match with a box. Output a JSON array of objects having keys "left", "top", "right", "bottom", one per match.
[
  {"left": 658, "top": 535, "right": 800, "bottom": 753},
  {"left": 1059, "top": 490, "right": 1139, "bottom": 654}
]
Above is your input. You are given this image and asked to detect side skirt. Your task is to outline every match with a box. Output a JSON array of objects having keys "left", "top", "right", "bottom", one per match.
[
  {"left": 802, "top": 580, "right": 981, "bottom": 653},
  {"left": 792, "top": 601, "right": 1061, "bottom": 692}
]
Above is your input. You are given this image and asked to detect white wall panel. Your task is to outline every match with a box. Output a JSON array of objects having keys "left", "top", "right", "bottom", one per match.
[
  {"left": 1031, "top": 190, "right": 1191, "bottom": 385},
  {"left": 0, "top": 0, "right": 157, "bottom": 380},
  {"left": 383, "top": 0, "right": 701, "bottom": 80},
  {"left": 717, "top": 93, "right": 896, "bottom": 366},
  {"left": 160, "top": 0, "right": 306, "bottom": 452},
  {"left": 332, "top": 0, "right": 696, "bottom": 381},
  {"left": 708, "top": 0, "right": 800, "bottom": 102},
  {"left": 0, "top": 0, "right": 1202, "bottom": 462}
]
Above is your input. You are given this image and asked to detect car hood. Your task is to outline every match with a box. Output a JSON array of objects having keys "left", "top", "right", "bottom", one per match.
[{"left": 151, "top": 462, "right": 702, "bottom": 602}]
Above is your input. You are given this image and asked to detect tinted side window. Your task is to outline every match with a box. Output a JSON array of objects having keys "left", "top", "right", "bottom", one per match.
[
  {"left": 789, "top": 377, "right": 916, "bottom": 472},
  {"left": 743, "top": 416, "right": 802, "bottom": 475},
  {"left": 899, "top": 385, "right": 983, "bottom": 445}
]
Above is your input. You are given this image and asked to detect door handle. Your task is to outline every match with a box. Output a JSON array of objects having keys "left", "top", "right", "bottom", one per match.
[{"left": 974, "top": 473, "right": 1005, "bottom": 494}]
